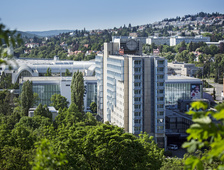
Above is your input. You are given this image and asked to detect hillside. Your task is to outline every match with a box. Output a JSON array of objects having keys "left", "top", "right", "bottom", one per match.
[{"left": 26, "top": 30, "right": 74, "bottom": 37}]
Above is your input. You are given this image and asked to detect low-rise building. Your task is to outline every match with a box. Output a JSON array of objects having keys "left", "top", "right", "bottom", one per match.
[
  {"left": 20, "top": 76, "right": 97, "bottom": 113},
  {"left": 28, "top": 106, "right": 58, "bottom": 121},
  {"left": 165, "top": 76, "right": 203, "bottom": 106},
  {"left": 167, "top": 61, "right": 201, "bottom": 77}
]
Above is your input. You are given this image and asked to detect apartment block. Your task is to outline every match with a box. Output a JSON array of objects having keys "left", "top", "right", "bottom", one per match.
[{"left": 95, "top": 39, "right": 167, "bottom": 147}]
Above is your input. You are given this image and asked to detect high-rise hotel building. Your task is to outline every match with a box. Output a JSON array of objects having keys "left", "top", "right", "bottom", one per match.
[{"left": 95, "top": 38, "right": 167, "bottom": 147}]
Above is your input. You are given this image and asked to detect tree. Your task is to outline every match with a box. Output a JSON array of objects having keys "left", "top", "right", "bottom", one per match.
[
  {"left": 182, "top": 101, "right": 224, "bottom": 169},
  {"left": 44, "top": 67, "right": 52, "bottom": 76},
  {"left": 219, "top": 42, "right": 224, "bottom": 53},
  {"left": 0, "top": 146, "right": 34, "bottom": 170},
  {"left": 71, "top": 71, "right": 84, "bottom": 112},
  {"left": 0, "top": 90, "right": 12, "bottom": 115},
  {"left": 213, "top": 88, "right": 216, "bottom": 100},
  {"left": 50, "top": 94, "right": 69, "bottom": 110},
  {"left": 20, "top": 80, "right": 33, "bottom": 116},
  {"left": 77, "top": 124, "right": 148, "bottom": 169},
  {"left": 31, "top": 139, "right": 67, "bottom": 170},
  {"left": 34, "top": 104, "right": 52, "bottom": 120},
  {"left": 64, "top": 69, "right": 72, "bottom": 76},
  {"left": 0, "top": 22, "right": 22, "bottom": 64},
  {"left": 138, "top": 132, "right": 164, "bottom": 169},
  {"left": 90, "top": 101, "right": 97, "bottom": 113}
]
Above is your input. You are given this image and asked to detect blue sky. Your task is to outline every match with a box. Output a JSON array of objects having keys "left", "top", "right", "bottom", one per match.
[{"left": 1, "top": 0, "right": 224, "bottom": 32}]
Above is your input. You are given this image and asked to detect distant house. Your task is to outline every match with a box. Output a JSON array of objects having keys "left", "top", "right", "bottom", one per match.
[
  {"left": 25, "top": 43, "right": 39, "bottom": 48},
  {"left": 84, "top": 44, "right": 89, "bottom": 48}
]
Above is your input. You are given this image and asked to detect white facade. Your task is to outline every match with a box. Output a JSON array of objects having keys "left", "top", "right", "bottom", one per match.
[
  {"left": 0, "top": 57, "right": 95, "bottom": 83},
  {"left": 170, "top": 35, "right": 210, "bottom": 46},
  {"left": 20, "top": 76, "right": 97, "bottom": 113},
  {"left": 95, "top": 40, "right": 166, "bottom": 147},
  {"left": 146, "top": 36, "right": 170, "bottom": 45},
  {"left": 167, "top": 62, "right": 201, "bottom": 77}
]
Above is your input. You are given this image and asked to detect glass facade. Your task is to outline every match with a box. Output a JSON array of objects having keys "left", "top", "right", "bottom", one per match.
[
  {"left": 106, "top": 57, "right": 124, "bottom": 121},
  {"left": 95, "top": 55, "right": 103, "bottom": 116},
  {"left": 86, "top": 83, "right": 97, "bottom": 111},
  {"left": 32, "top": 84, "right": 60, "bottom": 106},
  {"left": 165, "top": 83, "right": 191, "bottom": 105},
  {"left": 17, "top": 70, "right": 32, "bottom": 83}
]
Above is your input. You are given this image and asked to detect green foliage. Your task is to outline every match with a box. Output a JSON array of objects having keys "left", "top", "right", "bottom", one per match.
[
  {"left": 20, "top": 80, "right": 33, "bottom": 116},
  {"left": 0, "top": 72, "right": 18, "bottom": 89},
  {"left": 0, "top": 22, "right": 22, "bottom": 59},
  {"left": 90, "top": 101, "right": 97, "bottom": 113},
  {"left": 31, "top": 139, "right": 67, "bottom": 170},
  {"left": 34, "top": 104, "right": 52, "bottom": 121},
  {"left": 182, "top": 101, "right": 224, "bottom": 169},
  {"left": 202, "top": 80, "right": 213, "bottom": 88},
  {"left": 0, "top": 146, "right": 34, "bottom": 170},
  {"left": 84, "top": 112, "right": 97, "bottom": 126},
  {"left": 138, "top": 132, "right": 164, "bottom": 169},
  {"left": 0, "top": 90, "right": 12, "bottom": 115},
  {"left": 44, "top": 67, "right": 52, "bottom": 76},
  {"left": 161, "top": 158, "right": 185, "bottom": 170},
  {"left": 64, "top": 68, "right": 72, "bottom": 76},
  {"left": 50, "top": 93, "right": 69, "bottom": 110},
  {"left": 71, "top": 71, "right": 84, "bottom": 113}
]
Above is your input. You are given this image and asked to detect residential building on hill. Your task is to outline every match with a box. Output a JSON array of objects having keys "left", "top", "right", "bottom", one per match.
[{"left": 170, "top": 35, "right": 210, "bottom": 46}]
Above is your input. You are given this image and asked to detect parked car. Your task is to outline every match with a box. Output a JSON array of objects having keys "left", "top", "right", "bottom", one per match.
[{"left": 168, "top": 144, "right": 178, "bottom": 150}]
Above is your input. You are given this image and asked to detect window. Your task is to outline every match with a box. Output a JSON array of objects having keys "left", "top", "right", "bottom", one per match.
[
  {"left": 157, "top": 126, "right": 164, "bottom": 130},
  {"left": 158, "top": 89, "right": 164, "bottom": 93},
  {"left": 157, "top": 111, "right": 164, "bottom": 116},
  {"left": 157, "top": 75, "right": 164, "bottom": 79},
  {"left": 134, "top": 126, "right": 141, "bottom": 131},
  {"left": 157, "top": 104, "right": 164, "bottom": 108},
  {"left": 134, "top": 75, "right": 141, "bottom": 80},
  {"left": 134, "top": 97, "right": 141, "bottom": 102},
  {"left": 134, "top": 112, "right": 141, "bottom": 116},
  {"left": 134, "top": 67, "right": 141, "bottom": 72},
  {"left": 158, "top": 60, "right": 164, "bottom": 64},
  {"left": 134, "top": 82, "right": 141, "bottom": 87},
  {"left": 134, "top": 60, "right": 141, "bottom": 65},
  {"left": 134, "top": 104, "right": 141, "bottom": 109},
  {"left": 157, "top": 97, "right": 164, "bottom": 101},
  {"left": 157, "top": 119, "right": 164, "bottom": 123},
  {"left": 157, "top": 67, "right": 164, "bottom": 72},
  {"left": 134, "top": 119, "right": 141, "bottom": 124},
  {"left": 157, "top": 82, "right": 164, "bottom": 86},
  {"left": 134, "top": 90, "right": 141, "bottom": 94}
]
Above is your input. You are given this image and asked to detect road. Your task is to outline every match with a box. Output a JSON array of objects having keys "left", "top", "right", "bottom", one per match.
[{"left": 203, "top": 79, "right": 223, "bottom": 102}]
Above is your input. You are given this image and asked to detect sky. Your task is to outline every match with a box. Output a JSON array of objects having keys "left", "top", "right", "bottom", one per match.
[{"left": 0, "top": 0, "right": 224, "bottom": 32}]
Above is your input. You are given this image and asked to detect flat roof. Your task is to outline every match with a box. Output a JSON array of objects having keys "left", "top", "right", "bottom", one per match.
[
  {"left": 166, "top": 76, "right": 202, "bottom": 83},
  {"left": 20, "top": 76, "right": 97, "bottom": 83}
]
